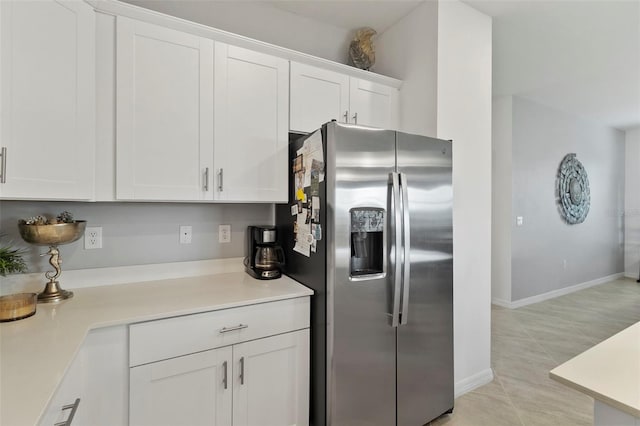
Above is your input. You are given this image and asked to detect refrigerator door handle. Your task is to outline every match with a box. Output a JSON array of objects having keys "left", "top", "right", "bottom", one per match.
[
  {"left": 390, "top": 172, "right": 402, "bottom": 328},
  {"left": 399, "top": 172, "right": 411, "bottom": 325}
]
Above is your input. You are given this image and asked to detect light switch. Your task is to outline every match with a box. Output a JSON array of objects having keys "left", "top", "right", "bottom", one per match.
[{"left": 516, "top": 216, "right": 524, "bottom": 226}]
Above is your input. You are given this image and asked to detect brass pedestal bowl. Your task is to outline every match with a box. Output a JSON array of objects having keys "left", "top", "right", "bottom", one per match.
[{"left": 18, "top": 221, "right": 86, "bottom": 303}]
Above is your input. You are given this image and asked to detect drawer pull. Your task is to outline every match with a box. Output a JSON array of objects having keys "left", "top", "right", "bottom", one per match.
[
  {"left": 219, "top": 324, "right": 248, "bottom": 333},
  {"left": 54, "top": 398, "right": 80, "bottom": 426},
  {"left": 222, "top": 360, "right": 228, "bottom": 389},
  {"left": 0, "top": 147, "right": 6, "bottom": 183},
  {"left": 240, "top": 356, "right": 245, "bottom": 385}
]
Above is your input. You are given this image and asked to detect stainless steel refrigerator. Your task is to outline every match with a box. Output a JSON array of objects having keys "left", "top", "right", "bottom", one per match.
[{"left": 275, "top": 122, "right": 453, "bottom": 426}]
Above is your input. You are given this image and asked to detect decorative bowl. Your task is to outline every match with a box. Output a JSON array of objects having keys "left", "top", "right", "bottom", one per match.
[
  {"left": 18, "top": 221, "right": 87, "bottom": 246},
  {"left": 0, "top": 293, "right": 37, "bottom": 322}
]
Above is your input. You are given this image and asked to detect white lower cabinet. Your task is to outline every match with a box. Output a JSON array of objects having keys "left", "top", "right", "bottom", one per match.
[
  {"left": 129, "top": 297, "right": 310, "bottom": 426},
  {"left": 38, "top": 326, "right": 128, "bottom": 426},
  {"left": 233, "top": 331, "right": 309, "bottom": 426},
  {"left": 130, "top": 346, "right": 233, "bottom": 426},
  {"left": 38, "top": 345, "right": 84, "bottom": 426}
]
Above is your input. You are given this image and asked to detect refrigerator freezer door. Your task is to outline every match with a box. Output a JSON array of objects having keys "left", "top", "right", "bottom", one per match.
[
  {"left": 326, "top": 123, "right": 397, "bottom": 426},
  {"left": 396, "top": 133, "right": 454, "bottom": 425}
]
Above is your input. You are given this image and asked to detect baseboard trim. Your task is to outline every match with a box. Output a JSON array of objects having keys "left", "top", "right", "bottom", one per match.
[
  {"left": 492, "top": 272, "right": 625, "bottom": 309},
  {"left": 491, "top": 297, "right": 512, "bottom": 308},
  {"left": 0, "top": 257, "right": 245, "bottom": 295},
  {"left": 455, "top": 368, "right": 494, "bottom": 398}
]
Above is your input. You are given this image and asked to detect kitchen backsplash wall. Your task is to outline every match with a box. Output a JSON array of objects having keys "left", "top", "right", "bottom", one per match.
[{"left": 0, "top": 201, "right": 273, "bottom": 273}]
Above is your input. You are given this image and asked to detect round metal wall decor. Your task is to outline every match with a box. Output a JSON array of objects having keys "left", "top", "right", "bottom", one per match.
[{"left": 556, "top": 153, "right": 590, "bottom": 224}]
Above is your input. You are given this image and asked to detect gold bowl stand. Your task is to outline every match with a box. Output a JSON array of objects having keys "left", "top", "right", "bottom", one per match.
[{"left": 18, "top": 221, "right": 86, "bottom": 303}]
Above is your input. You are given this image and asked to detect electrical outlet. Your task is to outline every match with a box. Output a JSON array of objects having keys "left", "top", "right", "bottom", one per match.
[
  {"left": 180, "top": 226, "right": 192, "bottom": 244},
  {"left": 219, "top": 225, "right": 231, "bottom": 243},
  {"left": 84, "top": 227, "right": 102, "bottom": 249}
]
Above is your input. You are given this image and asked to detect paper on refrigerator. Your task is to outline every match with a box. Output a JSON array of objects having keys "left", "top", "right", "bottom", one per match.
[
  {"left": 296, "top": 129, "right": 324, "bottom": 187},
  {"left": 293, "top": 210, "right": 312, "bottom": 257}
]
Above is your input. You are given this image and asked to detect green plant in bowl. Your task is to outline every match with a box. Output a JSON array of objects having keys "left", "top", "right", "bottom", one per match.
[{"left": 0, "top": 236, "right": 27, "bottom": 277}]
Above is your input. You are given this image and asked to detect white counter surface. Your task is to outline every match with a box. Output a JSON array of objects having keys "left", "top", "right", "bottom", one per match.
[
  {"left": 550, "top": 321, "right": 640, "bottom": 418},
  {"left": 0, "top": 271, "right": 312, "bottom": 426}
]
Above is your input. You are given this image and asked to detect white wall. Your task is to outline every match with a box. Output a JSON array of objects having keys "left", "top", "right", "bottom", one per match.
[
  {"left": 437, "top": 0, "right": 493, "bottom": 395},
  {"left": 123, "top": 0, "right": 352, "bottom": 64},
  {"left": 376, "top": 1, "right": 438, "bottom": 136},
  {"left": 510, "top": 97, "right": 625, "bottom": 301},
  {"left": 625, "top": 126, "right": 640, "bottom": 278},
  {"left": 491, "top": 96, "right": 513, "bottom": 304}
]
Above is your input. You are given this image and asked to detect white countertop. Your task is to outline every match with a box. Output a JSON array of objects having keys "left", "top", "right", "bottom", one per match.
[
  {"left": 0, "top": 270, "right": 312, "bottom": 426},
  {"left": 550, "top": 321, "right": 640, "bottom": 418}
]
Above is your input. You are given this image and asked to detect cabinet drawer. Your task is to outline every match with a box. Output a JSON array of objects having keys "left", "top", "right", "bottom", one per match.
[{"left": 129, "top": 297, "right": 309, "bottom": 367}]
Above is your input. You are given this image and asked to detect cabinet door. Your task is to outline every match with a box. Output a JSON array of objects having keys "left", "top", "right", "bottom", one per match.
[
  {"left": 233, "top": 329, "right": 310, "bottom": 426},
  {"left": 130, "top": 346, "right": 232, "bottom": 426},
  {"left": 38, "top": 326, "right": 128, "bottom": 426},
  {"left": 0, "top": 0, "right": 95, "bottom": 200},
  {"left": 349, "top": 77, "right": 399, "bottom": 130},
  {"left": 116, "top": 17, "right": 214, "bottom": 201},
  {"left": 38, "top": 348, "right": 85, "bottom": 426},
  {"left": 289, "top": 62, "right": 350, "bottom": 133},
  {"left": 214, "top": 43, "right": 288, "bottom": 202}
]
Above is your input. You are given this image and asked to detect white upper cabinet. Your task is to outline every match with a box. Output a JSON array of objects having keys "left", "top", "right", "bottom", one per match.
[
  {"left": 214, "top": 43, "right": 288, "bottom": 202},
  {"left": 289, "top": 62, "right": 399, "bottom": 133},
  {"left": 349, "top": 77, "right": 399, "bottom": 130},
  {"left": 0, "top": 0, "right": 95, "bottom": 200},
  {"left": 116, "top": 17, "right": 214, "bottom": 201},
  {"left": 290, "top": 62, "right": 350, "bottom": 133}
]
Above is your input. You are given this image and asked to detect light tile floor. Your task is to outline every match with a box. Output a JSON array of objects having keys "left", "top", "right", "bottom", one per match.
[{"left": 430, "top": 277, "right": 640, "bottom": 426}]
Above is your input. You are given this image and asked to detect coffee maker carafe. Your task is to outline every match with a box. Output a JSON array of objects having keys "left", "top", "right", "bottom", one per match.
[{"left": 246, "top": 226, "right": 284, "bottom": 279}]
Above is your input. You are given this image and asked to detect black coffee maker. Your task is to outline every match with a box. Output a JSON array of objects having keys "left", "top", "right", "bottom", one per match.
[{"left": 246, "top": 226, "right": 285, "bottom": 279}]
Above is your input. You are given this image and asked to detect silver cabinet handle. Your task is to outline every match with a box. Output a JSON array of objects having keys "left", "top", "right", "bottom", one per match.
[
  {"left": 352, "top": 112, "right": 358, "bottom": 124},
  {"left": 0, "top": 147, "right": 6, "bottom": 184},
  {"left": 218, "top": 168, "right": 224, "bottom": 192},
  {"left": 389, "top": 172, "right": 402, "bottom": 328},
  {"left": 239, "top": 356, "right": 245, "bottom": 385},
  {"left": 219, "top": 324, "right": 248, "bottom": 333},
  {"left": 222, "top": 361, "right": 228, "bottom": 389},
  {"left": 54, "top": 398, "right": 80, "bottom": 426},
  {"left": 343, "top": 110, "right": 348, "bottom": 123},
  {"left": 203, "top": 167, "right": 209, "bottom": 191},
  {"left": 399, "top": 172, "right": 411, "bottom": 325}
]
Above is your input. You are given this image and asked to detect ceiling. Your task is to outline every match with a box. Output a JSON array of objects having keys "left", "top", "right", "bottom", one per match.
[{"left": 270, "top": 0, "right": 640, "bottom": 131}]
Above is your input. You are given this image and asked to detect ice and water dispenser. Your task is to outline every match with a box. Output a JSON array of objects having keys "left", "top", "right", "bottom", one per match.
[{"left": 350, "top": 208, "right": 384, "bottom": 277}]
